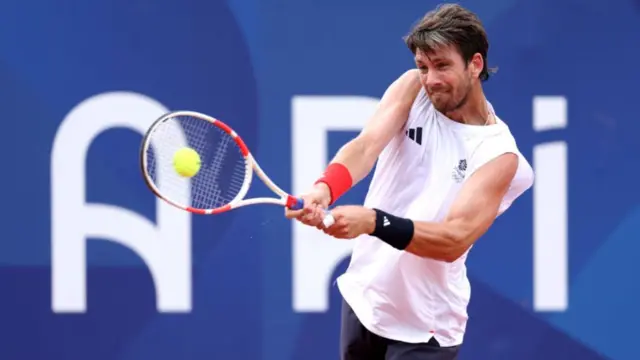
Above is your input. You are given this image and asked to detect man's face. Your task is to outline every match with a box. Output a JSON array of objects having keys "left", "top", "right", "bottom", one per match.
[{"left": 415, "top": 45, "right": 475, "bottom": 114}]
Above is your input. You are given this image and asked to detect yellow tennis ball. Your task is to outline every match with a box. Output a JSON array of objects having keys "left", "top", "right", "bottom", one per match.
[{"left": 173, "top": 147, "right": 201, "bottom": 178}]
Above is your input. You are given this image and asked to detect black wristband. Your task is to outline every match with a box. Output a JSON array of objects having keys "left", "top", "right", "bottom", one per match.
[{"left": 370, "top": 208, "right": 414, "bottom": 250}]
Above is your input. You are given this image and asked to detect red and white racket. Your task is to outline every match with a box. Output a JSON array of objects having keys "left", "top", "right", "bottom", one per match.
[{"left": 139, "top": 110, "right": 335, "bottom": 227}]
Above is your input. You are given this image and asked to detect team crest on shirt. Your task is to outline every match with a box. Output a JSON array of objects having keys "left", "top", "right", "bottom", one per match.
[{"left": 452, "top": 159, "right": 467, "bottom": 182}]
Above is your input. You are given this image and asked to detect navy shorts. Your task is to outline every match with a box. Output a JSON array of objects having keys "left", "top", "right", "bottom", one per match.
[{"left": 340, "top": 298, "right": 461, "bottom": 360}]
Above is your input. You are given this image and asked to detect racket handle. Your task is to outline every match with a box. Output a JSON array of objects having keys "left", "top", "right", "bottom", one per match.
[
  {"left": 288, "top": 197, "right": 305, "bottom": 210},
  {"left": 287, "top": 196, "right": 335, "bottom": 227}
]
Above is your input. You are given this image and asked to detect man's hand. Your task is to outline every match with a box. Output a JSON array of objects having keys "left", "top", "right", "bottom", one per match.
[
  {"left": 322, "top": 205, "right": 376, "bottom": 239},
  {"left": 285, "top": 183, "right": 332, "bottom": 228}
]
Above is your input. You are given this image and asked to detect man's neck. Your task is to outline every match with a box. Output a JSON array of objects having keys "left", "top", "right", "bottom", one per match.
[{"left": 445, "top": 86, "right": 492, "bottom": 126}]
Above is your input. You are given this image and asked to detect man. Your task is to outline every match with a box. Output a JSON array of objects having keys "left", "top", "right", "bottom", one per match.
[{"left": 286, "top": 3, "right": 534, "bottom": 359}]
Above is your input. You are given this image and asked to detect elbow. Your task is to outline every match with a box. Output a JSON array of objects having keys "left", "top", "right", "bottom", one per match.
[
  {"left": 441, "top": 249, "right": 465, "bottom": 263},
  {"left": 439, "top": 232, "right": 470, "bottom": 263},
  {"left": 415, "top": 245, "right": 464, "bottom": 263},
  {"left": 441, "top": 220, "right": 479, "bottom": 262},
  {"left": 406, "top": 222, "right": 473, "bottom": 262},
  {"left": 408, "top": 232, "right": 468, "bottom": 263}
]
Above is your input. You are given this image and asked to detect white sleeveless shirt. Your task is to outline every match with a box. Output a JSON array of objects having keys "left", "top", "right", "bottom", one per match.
[{"left": 336, "top": 88, "right": 534, "bottom": 346}]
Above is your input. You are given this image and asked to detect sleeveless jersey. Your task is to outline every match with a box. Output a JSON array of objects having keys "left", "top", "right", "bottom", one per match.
[{"left": 336, "top": 88, "right": 535, "bottom": 346}]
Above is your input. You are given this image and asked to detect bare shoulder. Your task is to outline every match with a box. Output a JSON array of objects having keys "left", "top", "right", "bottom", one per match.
[
  {"left": 471, "top": 147, "right": 532, "bottom": 198},
  {"left": 395, "top": 69, "right": 421, "bottom": 91},
  {"left": 356, "top": 69, "right": 423, "bottom": 155},
  {"left": 487, "top": 153, "right": 519, "bottom": 177},
  {"left": 383, "top": 69, "right": 422, "bottom": 107},
  {"left": 397, "top": 68, "right": 421, "bottom": 82}
]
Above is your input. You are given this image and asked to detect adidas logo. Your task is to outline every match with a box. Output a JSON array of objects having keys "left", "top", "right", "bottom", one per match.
[
  {"left": 405, "top": 127, "right": 423, "bottom": 145},
  {"left": 383, "top": 216, "right": 390, "bottom": 227}
]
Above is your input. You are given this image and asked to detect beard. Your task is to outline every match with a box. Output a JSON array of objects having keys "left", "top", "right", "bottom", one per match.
[{"left": 428, "top": 78, "right": 472, "bottom": 114}]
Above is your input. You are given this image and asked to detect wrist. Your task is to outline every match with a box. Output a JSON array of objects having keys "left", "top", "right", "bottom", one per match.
[
  {"left": 365, "top": 208, "right": 377, "bottom": 235},
  {"left": 312, "top": 182, "right": 332, "bottom": 207},
  {"left": 315, "top": 163, "right": 353, "bottom": 205},
  {"left": 370, "top": 208, "right": 414, "bottom": 251}
]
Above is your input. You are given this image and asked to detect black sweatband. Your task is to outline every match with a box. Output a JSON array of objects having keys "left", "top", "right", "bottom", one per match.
[{"left": 370, "top": 208, "right": 414, "bottom": 250}]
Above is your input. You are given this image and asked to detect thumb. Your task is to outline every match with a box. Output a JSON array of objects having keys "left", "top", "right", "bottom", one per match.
[
  {"left": 284, "top": 207, "right": 303, "bottom": 219},
  {"left": 303, "top": 201, "right": 316, "bottom": 213}
]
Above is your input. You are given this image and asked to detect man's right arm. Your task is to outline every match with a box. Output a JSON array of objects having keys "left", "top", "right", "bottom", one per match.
[
  {"left": 316, "top": 69, "right": 422, "bottom": 203},
  {"left": 329, "top": 69, "right": 422, "bottom": 187},
  {"left": 285, "top": 69, "right": 421, "bottom": 223}
]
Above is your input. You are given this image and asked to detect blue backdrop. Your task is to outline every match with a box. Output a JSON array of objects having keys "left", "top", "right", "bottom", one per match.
[{"left": 0, "top": 0, "right": 637, "bottom": 359}]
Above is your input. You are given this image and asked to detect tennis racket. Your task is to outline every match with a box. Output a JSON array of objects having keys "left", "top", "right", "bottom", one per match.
[{"left": 139, "top": 110, "right": 335, "bottom": 227}]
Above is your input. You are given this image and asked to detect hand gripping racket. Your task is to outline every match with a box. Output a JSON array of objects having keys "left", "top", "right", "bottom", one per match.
[{"left": 139, "top": 110, "right": 335, "bottom": 227}]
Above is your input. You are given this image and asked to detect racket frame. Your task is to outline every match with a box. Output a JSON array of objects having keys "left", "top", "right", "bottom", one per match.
[{"left": 140, "top": 110, "right": 303, "bottom": 215}]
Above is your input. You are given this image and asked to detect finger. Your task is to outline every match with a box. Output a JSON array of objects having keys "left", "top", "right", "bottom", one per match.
[
  {"left": 314, "top": 215, "right": 324, "bottom": 230},
  {"left": 323, "top": 223, "right": 344, "bottom": 237},
  {"left": 294, "top": 205, "right": 316, "bottom": 222},
  {"left": 300, "top": 215, "right": 317, "bottom": 226},
  {"left": 284, "top": 208, "right": 305, "bottom": 219},
  {"left": 303, "top": 201, "right": 317, "bottom": 213},
  {"left": 326, "top": 230, "right": 348, "bottom": 239},
  {"left": 336, "top": 230, "right": 354, "bottom": 239},
  {"left": 300, "top": 211, "right": 323, "bottom": 226},
  {"left": 315, "top": 218, "right": 330, "bottom": 230},
  {"left": 309, "top": 205, "right": 329, "bottom": 223},
  {"left": 287, "top": 206, "right": 316, "bottom": 221},
  {"left": 332, "top": 221, "right": 354, "bottom": 238}
]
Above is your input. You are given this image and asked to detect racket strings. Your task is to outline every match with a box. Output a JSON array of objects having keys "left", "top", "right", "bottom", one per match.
[{"left": 145, "top": 115, "right": 248, "bottom": 210}]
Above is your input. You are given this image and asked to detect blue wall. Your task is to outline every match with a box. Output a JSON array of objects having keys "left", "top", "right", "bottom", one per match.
[{"left": 0, "top": 0, "right": 637, "bottom": 359}]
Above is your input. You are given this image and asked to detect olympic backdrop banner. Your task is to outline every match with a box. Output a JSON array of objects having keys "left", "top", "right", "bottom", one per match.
[{"left": 0, "top": 0, "right": 637, "bottom": 359}]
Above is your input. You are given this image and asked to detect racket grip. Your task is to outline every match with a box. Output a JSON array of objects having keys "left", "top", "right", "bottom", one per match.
[
  {"left": 287, "top": 196, "right": 334, "bottom": 227},
  {"left": 289, "top": 197, "right": 305, "bottom": 211}
]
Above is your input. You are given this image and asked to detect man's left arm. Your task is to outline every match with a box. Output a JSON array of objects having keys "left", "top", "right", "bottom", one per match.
[
  {"left": 322, "top": 152, "right": 519, "bottom": 261},
  {"left": 403, "top": 153, "right": 518, "bottom": 262}
]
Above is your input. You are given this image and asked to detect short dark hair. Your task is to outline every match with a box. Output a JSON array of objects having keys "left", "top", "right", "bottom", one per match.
[{"left": 404, "top": 3, "right": 495, "bottom": 82}]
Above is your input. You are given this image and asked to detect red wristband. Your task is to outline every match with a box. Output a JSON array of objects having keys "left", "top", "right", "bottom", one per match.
[{"left": 315, "top": 163, "right": 353, "bottom": 205}]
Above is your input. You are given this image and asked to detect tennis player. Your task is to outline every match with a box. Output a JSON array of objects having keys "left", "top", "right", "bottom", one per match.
[{"left": 286, "top": 3, "right": 534, "bottom": 359}]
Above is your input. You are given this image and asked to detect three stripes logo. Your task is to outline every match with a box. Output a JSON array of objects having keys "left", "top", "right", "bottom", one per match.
[
  {"left": 383, "top": 216, "right": 391, "bottom": 227},
  {"left": 405, "top": 127, "right": 423, "bottom": 145}
]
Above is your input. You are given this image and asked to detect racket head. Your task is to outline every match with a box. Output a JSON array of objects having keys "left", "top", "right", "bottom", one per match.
[{"left": 139, "top": 110, "right": 253, "bottom": 214}]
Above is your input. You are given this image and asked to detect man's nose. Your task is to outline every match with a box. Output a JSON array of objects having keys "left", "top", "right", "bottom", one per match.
[{"left": 423, "top": 73, "right": 444, "bottom": 92}]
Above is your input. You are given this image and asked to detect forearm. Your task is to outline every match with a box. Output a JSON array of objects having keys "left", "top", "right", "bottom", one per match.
[
  {"left": 314, "top": 70, "right": 420, "bottom": 204},
  {"left": 322, "top": 104, "right": 410, "bottom": 201},
  {"left": 405, "top": 221, "right": 469, "bottom": 262},
  {"left": 330, "top": 136, "right": 378, "bottom": 186},
  {"left": 315, "top": 136, "right": 381, "bottom": 205},
  {"left": 366, "top": 208, "right": 471, "bottom": 263}
]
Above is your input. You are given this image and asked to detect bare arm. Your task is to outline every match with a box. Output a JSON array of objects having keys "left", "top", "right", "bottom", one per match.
[
  {"left": 329, "top": 69, "right": 422, "bottom": 186},
  {"left": 405, "top": 153, "right": 518, "bottom": 262},
  {"left": 286, "top": 69, "right": 421, "bottom": 222}
]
